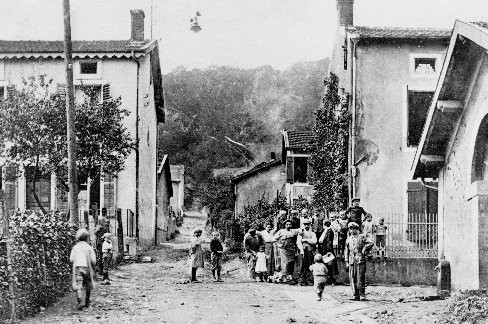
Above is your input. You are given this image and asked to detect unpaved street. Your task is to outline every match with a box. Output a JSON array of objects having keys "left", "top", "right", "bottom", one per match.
[{"left": 21, "top": 212, "right": 448, "bottom": 324}]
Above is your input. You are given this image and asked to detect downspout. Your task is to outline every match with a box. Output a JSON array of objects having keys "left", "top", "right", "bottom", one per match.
[
  {"left": 131, "top": 51, "right": 140, "bottom": 240},
  {"left": 350, "top": 38, "right": 358, "bottom": 199}
]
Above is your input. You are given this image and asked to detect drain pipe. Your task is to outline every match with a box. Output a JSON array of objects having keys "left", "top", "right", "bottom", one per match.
[
  {"left": 350, "top": 38, "right": 358, "bottom": 199},
  {"left": 131, "top": 50, "right": 141, "bottom": 240}
]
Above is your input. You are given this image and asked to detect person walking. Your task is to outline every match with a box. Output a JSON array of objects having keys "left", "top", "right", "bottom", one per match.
[
  {"left": 274, "top": 219, "right": 299, "bottom": 284},
  {"left": 344, "top": 222, "right": 373, "bottom": 301},
  {"left": 243, "top": 227, "right": 264, "bottom": 281},
  {"left": 189, "top": 229, "right": 204, "bottom": 283},
  {"left": 309, "top": 253, "right": 328, "bottom": 301},
  {"left": 70, "top": 229, "right": 96, "bottom": 310}
]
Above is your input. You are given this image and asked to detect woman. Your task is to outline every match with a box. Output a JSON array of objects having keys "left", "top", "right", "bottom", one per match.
[
  {"left": 189, "top": 229, "right": 204, "bottom": 282},
  {"left": 273, "top": 219, "right": 299, "bottom": 283},
  {"left": 319, "top": 220, "right": 339, "bottom": 285}
]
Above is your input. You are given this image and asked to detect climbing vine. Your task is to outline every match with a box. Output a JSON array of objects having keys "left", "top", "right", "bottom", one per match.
[{"left": 310, "top": 73, "right": 350, "bottom": 212}]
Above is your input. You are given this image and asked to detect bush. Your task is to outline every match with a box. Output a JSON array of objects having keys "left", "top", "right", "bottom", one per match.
[
  {"left": 0, "top": 211, "right": 77, "bottom": 320},
  {"left": 443, "top": 290, "right": 488, "bottom": 323}
]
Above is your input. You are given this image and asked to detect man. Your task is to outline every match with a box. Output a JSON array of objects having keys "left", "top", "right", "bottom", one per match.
[
  {"left": 94, "top": 211, "right": 110, "bottom": 274},
  {"left": 344, "top": 222, "right": 373, "bottom": 301},
  {"left": 298, "top": 218, "right": 317, "bottom": 286},
  {"left": 274, "top": 219, "right": 299, "bottom": 283},
  {"left": 290, "top": 210, "right": 300, "bottom": 229},
  {"left": 299, "top": 208, "right": 312, "bottom": 229},
  {"left": 346, "top": 197, "right": 367, "bottom": 230},
  {"left": 70, "top": 229, "right": 96, "bottom": 310},
  {"left": 260, "top": 223, "right": 276, "bottom": 282},
  {"left": 243, "top": 227, "right": 264, "bottom": 281}
]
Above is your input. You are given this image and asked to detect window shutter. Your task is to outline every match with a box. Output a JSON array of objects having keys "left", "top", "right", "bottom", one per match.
[
  {"left": 6, "top": 85, "right": 15, "bottom": 98},
  {"left": 57, "top": 83, "right": 66, "bottom": 97},
  {"left": 307, "top": 159, "right": 314, "bottom": 185},
  {"left": 286, "top": 156, "right": 294, "bottom": 183},
  {"left": 102, "top": 84, "right": 111, "bottom": 102}
]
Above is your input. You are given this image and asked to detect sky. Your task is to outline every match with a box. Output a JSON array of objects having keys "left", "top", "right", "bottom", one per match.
[{"left": 2, "top": 0, "right": 488, "bottom": 73}]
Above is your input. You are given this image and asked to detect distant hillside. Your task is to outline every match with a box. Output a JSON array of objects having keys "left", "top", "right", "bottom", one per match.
[{"left": 160, "top": 59, "right": 329, "bottom": 206}]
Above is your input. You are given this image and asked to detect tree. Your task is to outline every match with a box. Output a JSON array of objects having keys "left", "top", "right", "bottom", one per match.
[
  {"left": 0, "top": 75, "right": 132, "bottom": 213},
  {"left": 309, "top": 73, "right": 350, "bottom": 212}
]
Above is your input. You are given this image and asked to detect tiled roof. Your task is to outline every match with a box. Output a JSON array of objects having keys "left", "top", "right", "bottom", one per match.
[
  {"left": 0, "top": 40, "right": 152, "bottom": 53},
  {"left": 348, "top": 26, "right": 451, "bottom": 39},
  {"left": 231, "top": 159, "right": 281, "bottom": 183},
  {"left": 284, "top": 130, "right": 317, "bottom": 150}
]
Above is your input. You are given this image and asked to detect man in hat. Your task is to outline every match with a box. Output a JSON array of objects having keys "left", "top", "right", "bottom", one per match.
[
  {"left": 70, "top": 229, "right": 96, "bottom": 310},
  {"left": 300, "top": 208, "right": 312, "bottom": 229},
  {"left": 298, "top": 218, "right": 317, "bottom": 285},
  {"left": 344, "top": 222, "right": 373, "bottom": 301},
  {"left": 260, "top": 222, "right": 277, "bottom": 282},
  {"left": 346, "top": 197, "right": 367, "bottom": 230},
  {"left": 274, "top": 219, "right": 299, "bottom": 283},
  {"left": 290, "top": 209, "right": 300, "bottom": 229},
  {"left": 243, "top": 227, "right": 264, "bottom": 281}
]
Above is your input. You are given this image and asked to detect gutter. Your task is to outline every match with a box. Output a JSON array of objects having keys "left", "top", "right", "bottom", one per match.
[
  {"left": 131, "top": 50, "right": 141, "bottom": 240},
  {"left": 350, "top": 37, "right": 358, "bottom": 198}
]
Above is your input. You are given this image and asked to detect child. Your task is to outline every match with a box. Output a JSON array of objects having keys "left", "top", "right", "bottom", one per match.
[
  {"left": 210, "top": 232, "right": 224, "bottom": 282},
  {"left": 374, "top": 217, "right": 387, "bottom": 258},
  {"left": 70, "top": 228, "right": 96, "bottom": 310},
  {"left": 309, "top": 253, "right": 328, "bottom": 301},
  {"left": 255, "top": 246, "right": 268, "bottom": 282},
  {"left": 362, "top": 214, "right": 374, "bottom": 240},
  {"left": 337, "top": 211, "right": 349, "bottom": 258},
  {"left": 101, "top": 233, "right": 113, "bottom": 285}
]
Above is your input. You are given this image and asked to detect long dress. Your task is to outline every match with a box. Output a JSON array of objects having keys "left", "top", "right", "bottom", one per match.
[
  {"left": 274, "top": 229, "right": 299, "bottom": 276},
  {"left": 319, "top": 227, "right": 339, "bottom": 276},
  {"left": 189, "top": 237, "right": 204, "bottom": 269}
]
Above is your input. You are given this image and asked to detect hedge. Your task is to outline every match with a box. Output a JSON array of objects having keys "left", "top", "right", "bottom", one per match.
[{"left": 0, "top": 211, "right": 77, "bottom": 321}]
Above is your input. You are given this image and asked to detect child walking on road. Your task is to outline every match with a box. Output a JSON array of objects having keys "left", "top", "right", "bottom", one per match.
[
  {"left": 309, "top": 253, "right": 328, "bottom": 301},
  {"left": 70, "top": 229, "right": 96, "bottom": 310},
  {"left": 255, "top": 245, "right": 268, "bottom": 282},
  {"left": 210, "top": 232, "right": 224, "bottom": 282}
]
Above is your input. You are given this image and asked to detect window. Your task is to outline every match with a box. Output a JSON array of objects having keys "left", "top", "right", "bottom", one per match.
[
  {"left": 410, "top": 54, "right": 441, "bottom": 78},
  {"left": 57, "top": 82, "right": 111, "bottom": 104},
  {"left": 80, "top": 62, "right": 98, "bottom": 75},
  {"left": 74, "top": 60, "right": 101, "bottom": 79},
  {"left": 286, "top": 155, "right": 312, "bottom": 184},
  {"left": 414, "top": 58, "right": 436, "bottom": 74},
  {"left": 407, "top": 91, "right": 433, "bottom": 147},
  {"left": 103, "top": 174, "right": 115, "bottom": 214},
  {"left": 25, "top": 167, "right": 51, "bottom": 210}
]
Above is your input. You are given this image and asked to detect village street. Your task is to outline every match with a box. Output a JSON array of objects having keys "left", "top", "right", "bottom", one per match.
[{"left": 20, "top": 212, "right": 448, "bottom": 324}]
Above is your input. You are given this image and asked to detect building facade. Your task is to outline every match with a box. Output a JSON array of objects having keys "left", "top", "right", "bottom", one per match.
[{"left": 0, "top": 9, "right": 164, "bottom": 248}]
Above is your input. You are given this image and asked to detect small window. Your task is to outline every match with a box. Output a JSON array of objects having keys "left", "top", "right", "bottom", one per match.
[
  {"left": 408, "top": 91, "right": 434, "bottom": 147},
  {"left": 80, "top": 62, "right": 98, "bottom": 75},
  {"left": 293, "top": 157, "right": 308, "bottom": 183},
  {"left": 414, "top": 58, "right": 436, "bottom": 74}
]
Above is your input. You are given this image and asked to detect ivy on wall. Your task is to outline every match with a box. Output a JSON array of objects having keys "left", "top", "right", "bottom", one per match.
[{"left": 310, "top": 73, "right": 350, "bottom": 212}]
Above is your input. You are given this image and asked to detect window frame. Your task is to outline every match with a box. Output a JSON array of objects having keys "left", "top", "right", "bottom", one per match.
[
  {"left": 74, "top": 60, "right": 102, "bottom": 80},
  {"left": 409, "top": 53, "right": 442, "bottom": 79}
]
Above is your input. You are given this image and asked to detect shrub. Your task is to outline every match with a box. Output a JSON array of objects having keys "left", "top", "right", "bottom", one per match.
[
  {"left": 443, "top": 290, "right": 488, "bottom": 323},
  {"left": 0, "top": 211, "right": 76, "bottom": 320}
]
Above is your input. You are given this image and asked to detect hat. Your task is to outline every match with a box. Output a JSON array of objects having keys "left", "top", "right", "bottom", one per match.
[
  {"left": 76, "top": 228, "right": 90, "bottom": 241},
  {"left": 283, "top": 219, "right": 293, "bottom": 226},
  {"left": 323, "top": 252, "right": 335, "bottom": 263},
  {"left": 314, "top": 253, "right": 323, "bottom": 262},
  {"left": 301, "top": 208, "right": 309, "bottom": 214},
  {"left": 102, "top": 233, "right": 112, "bottom": 239},
  {"left": 279, "top": 210, "right": 287, "bottom": 216},
  {"left": 291, "top": 209, "right": 299, "bottom": 214},
  {"left": 352, "top": 197, "right": 360, "bottom": 202},
  {"left": 302, "top": 218, "right": 312, "bottom": 225},
  {"left": 348, "top": 222, "right": 359, "bottom": 229}
]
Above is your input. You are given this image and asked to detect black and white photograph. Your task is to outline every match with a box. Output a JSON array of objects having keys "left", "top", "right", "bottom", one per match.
[{"left": 0, "top": 0, "right": 487, "bottom": 323}]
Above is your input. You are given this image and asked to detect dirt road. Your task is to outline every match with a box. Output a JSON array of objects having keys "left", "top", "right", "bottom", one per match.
[{"left": 21, "top": 212, "right": 448, "bottom": 324}]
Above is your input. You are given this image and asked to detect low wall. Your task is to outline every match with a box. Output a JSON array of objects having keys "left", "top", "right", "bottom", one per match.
[{"left": 335, "top": 258, "right": 438, "bottom": 286}]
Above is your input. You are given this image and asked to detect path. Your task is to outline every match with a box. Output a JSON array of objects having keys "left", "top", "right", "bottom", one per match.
[{"left": 21, "top": 212, "right": 448, "bottom": 324}]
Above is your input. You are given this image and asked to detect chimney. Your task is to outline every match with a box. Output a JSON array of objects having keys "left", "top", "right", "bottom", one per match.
[
  {"left": 130, "top": 9, "right": 145, "bottom": 43},
  {"left": 337, "top": 0, "right": 354, "bottom": 27},
  {"left": 270, "top": 152, "right": 276, "bottom": 161}
]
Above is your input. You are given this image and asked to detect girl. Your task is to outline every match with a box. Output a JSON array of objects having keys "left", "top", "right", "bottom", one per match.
[
  {"left": 189, "top": 229, "right": 204, "bottom": 282},
  {"left": 255, "top": 245, "right": 268, "bottom": 282}
]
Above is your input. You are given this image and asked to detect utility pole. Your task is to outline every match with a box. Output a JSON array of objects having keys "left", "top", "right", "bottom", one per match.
[{"left": 63, "top": 0, "right": 79, "bottom": 224}]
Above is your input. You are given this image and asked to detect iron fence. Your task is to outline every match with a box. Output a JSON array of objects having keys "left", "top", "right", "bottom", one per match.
[{"left": 372, "top": 212, "right": 438, "bottom": 258}]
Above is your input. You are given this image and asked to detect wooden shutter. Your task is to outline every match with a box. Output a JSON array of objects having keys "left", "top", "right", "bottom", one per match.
[
  {"left": 6, "top": 85, "right": 15, "bottom": 98},
  {"left": 286, "top": 156, "right": 294, "bottom": 183},
  {"left": 307, "top": 158, "right": 315, "bottom": 185},
  {"left": 57, "top": 83, "right": 66, "bottom": 97},
  {"left": 102, "top": 84, "right": 111, "bottom": 102}
]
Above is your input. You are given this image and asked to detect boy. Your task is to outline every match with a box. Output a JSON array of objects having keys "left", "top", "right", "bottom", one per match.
[
  {"left": 309, "top": 253, "right": 328, "bottom": 301},
  {"left": 210, "top": 232, "right": 224, "bottom": 282},
  {"left": 70, "top": 228, "right": 97, "bottom": 310},
  {"left": 374, "top": 217, "right": 387, "bottom": 258},
  {"left": 101, "top": 233, "right": 113, "bottom": 285}
]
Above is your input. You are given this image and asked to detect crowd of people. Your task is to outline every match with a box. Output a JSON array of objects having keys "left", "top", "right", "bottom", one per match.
[{"left": 241, "top": 197, "right": 388, "bottom": 301}]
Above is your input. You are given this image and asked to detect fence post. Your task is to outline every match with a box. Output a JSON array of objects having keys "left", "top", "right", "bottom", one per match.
[
  {"left": 116, "top": 208, "right": 124, "bottom": 259},
  {"left": 2, "top": 191, "right": 16, "bottom": 322}
]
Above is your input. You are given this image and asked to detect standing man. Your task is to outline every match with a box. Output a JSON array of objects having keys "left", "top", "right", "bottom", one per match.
[
  {"left": 344, "top": 222, "right": 373, "bottom": 301},
  {"left": 274, "top": 219, "right": 299, "bottom": 283},
  {"left": 299, "top": 208, "right": 312, "bottom": 229},
  {"left": 94, "top": 209, "right": 110, "bottom": 274},
  {"left": 346, "top": 198, "right": 367, "bottom": 231},
  {"left": 243, "top": 227, "right": 264, "bottom": 281},
  {"left": 298, "top": 218, "right": 317, "bottom": 286},
  {"left": 260, "top": 223, "right": 276, "bottom": 282}
]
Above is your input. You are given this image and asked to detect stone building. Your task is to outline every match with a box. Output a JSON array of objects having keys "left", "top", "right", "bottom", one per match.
[
  {"left": 0, "top": 9, "right": 164, "bottom": 248},
  {"left": 330, "top": 0, "right": 450, "bottom": 217},
  {"left": 411, "top": 21, "right": 488, "bottom": 290}
]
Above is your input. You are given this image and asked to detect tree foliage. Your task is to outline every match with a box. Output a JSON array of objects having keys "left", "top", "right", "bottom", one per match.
[
  {"left": 310, "top": 73, "right": 350, "bottom": 212},
  {"left": 0, "top": 75, "right": 132, "bottom": 212}
]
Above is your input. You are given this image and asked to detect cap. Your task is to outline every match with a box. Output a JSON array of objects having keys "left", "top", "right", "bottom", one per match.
[
  {"left": 302, "top": 218, "right": 312, "bottom": 225},
  {"left": 279, "top": 210, "right": 287, "bottom": 215},
  {"left": 323, "top": 252, "right": 335, "bottom": 263},
  {"left": 283, "top": 219, "right": 293, "bottom": 226},
  {"left": 102, "top": 233, "right": 112, "bottom": 239},
  {"left": 352, "top": 197, "right": 360, "bottom": 202},
  {"left": 301, "top": 208, "right": 309, "bottom": 214},
  {"left": 76, "top": 228, "right": 90, "bottom": 241},
  {"left": 348, "top": 222, "right": 359, "bottom": 229},
  {"left": 314, "top": 253, "right": 323, "bottom": 262},
  {"left": 291, "top": 210, "right": 299, "bottom": 214}
]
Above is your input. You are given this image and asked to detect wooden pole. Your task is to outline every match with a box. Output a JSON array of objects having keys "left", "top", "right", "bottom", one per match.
[
  {"left": 2, "top": 192, "right": 16, "bottom": 322},
  {"left": 63, "top": 0, "right": 79, "bottom": 224}
]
